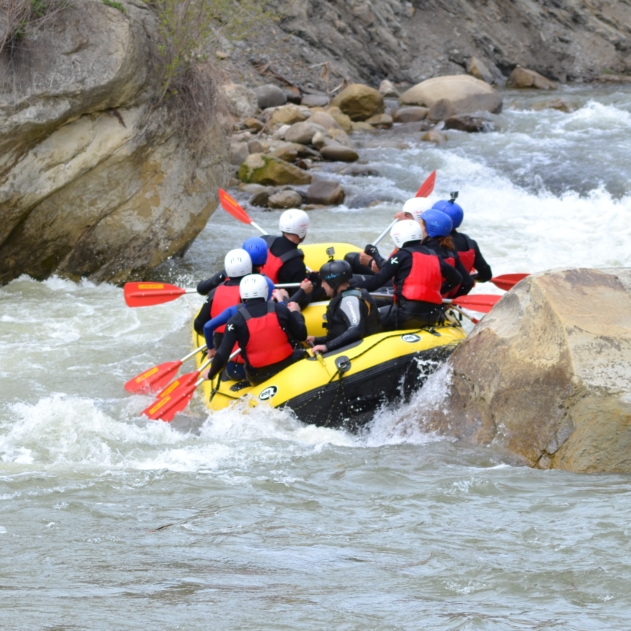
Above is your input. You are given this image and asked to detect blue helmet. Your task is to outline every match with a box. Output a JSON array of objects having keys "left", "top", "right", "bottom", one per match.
[
  {"left": 432, "top": 199, "right": 463, "bottom": 229},
  {"left": 420, "top": 209, "right": 453, "bottom": 238},
  {"left": 242, "top": 237, "right": 268, "bottom": 266}
]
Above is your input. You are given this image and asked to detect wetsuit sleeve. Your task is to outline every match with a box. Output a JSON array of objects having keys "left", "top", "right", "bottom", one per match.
[
  {"left": 439, "top": 258, "right": 462, "bottom": 295},
  {"left": 353, "top": 253, "right": 402, "bottom": 292},
  {"left": 472, "top": 239, "right": 493, "bottom": 283},
  {"left": 453, "top": 255, "right": 474, "bottom": 296},
  {"left": 276, "top": 303, "right": 307, "bottom": 342},
  {"left": 193, "top": 288, "right": 216, "bottom": 335},
  {"left": 197, "top": 271, "right": 226, "bottom": 296},
  {"left": 364, "top": 244, "right": 386, "bottom": 269},
  {"left": 277, "top": 256, "right": 308, "bottom": 285},
  {"left": 324, "top": 295, "right": 366, "bottom": 352},
  {"left": 202, "top": 305, "right": 238, "bottom": 349},
  {"left": 207, "top": 315, "right": 240, "bottom": 380}
]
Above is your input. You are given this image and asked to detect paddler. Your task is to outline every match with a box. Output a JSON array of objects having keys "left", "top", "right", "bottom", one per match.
[
  {"left": 194, "top": 249, "right": 253, "bottom": 336},
  {"left": 260, "top": 209, "right": 310, "bottom": 284},
  {"left": 205, "top": 274, "right": 308, "bottom": 385},
  {"left": 349, "top": 197, "right": 435, "bottom": 274},
  {"left": 419, "top": 209, "right": 474, "bottom": 297},
  {"left": 431, "top": 196, "right": 493, "bottom": 284},
  {"left": 354, "top": 220, "right": 462, "bottom": 330},
  {"left": 306, "top": 260, "right": 382, "bottom": 355}
]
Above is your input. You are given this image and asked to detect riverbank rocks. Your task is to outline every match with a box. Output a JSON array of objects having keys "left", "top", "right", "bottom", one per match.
[
  {"left": 255, "top": 84, "right": 287, "bottom": 109},
  {"left": 399, "top": 75, "right": 502, "bottom": 115},
  {"left": 223, "top": 83, "right": 258, "bottom": 119},
  {"left": 268, "top": 189, "right": 303, "bottom": 209},
  {"left": 508, "top": 67, "right": 558, "bottom": 90},
  {"left": 305, "top": 179, "right": 345, "bottom": 205},
  {"left": 366, "top": 113, "right": 393, "bottom": 129},
  {"left": 427, "top": 98, "right": 456, "bottom": 122},
  {"left": 331, "top": 84, "right": 385, "bottom": 121},
  {"left": 444, "top": 115, "right": 489, "bottom": 132},
  {"left": 392, "top": 107, "right": 428, "bottom": 123},
  {"left": 269, "top": 104, "right": 309, "bottom": 126},
  {"left": 0, "top": 0, "right": 229, "bottom": 285},
  {"left": 320, "top": 145, "right": 359, "bottom": 162},
  {"left": 379, "top": 79, "right": 399, "bottom": 97},
  {"left": 238, "top": 154, "right": 311, "bottom": 185},
  {"left": 418, "top": 268, "right": 631, "bottom": 474}
]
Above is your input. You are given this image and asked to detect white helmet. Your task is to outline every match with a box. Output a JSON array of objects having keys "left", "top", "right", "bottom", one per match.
[
  {"left": 240, "top": 274, "right": 269, "bottom": 300},
  {"left": 279, "top": 208, "right": 310, "bottom": 239},
  {"left": 391, "top": 219, "right": 423, "bottom": 248},
  {"left": 224, "top": 249, "right": 252, "bottom": 278},
  {"left": 401, "top": 197, "right": 433, "bottom": 221}
]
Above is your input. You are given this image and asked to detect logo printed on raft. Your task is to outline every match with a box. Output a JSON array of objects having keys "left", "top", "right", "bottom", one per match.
[
  {"left": 401, "top": 334, "right": 421, "bottom": 343},
  {"left": 259, "top": 386, "right": 278, "bottom": 401}
]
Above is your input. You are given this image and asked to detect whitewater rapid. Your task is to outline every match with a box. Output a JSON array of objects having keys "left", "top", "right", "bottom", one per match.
[{"left": 2, "top": 85, "right": 631, "bottom": 630}]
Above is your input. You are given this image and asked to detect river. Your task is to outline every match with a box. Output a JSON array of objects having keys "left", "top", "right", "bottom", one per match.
[{"left": 2, "top": 86, "right": 631, "bottom": 630}]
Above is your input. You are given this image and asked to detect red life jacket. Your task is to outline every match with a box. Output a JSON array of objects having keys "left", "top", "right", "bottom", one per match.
[
  {"left": 260, "top": 236, "right": 304, "bottom": 283},
  {"left": 210, "top": 283, "right": 242, "bottom": 333},
  {"left": 456, "top": 234, "right": 476, "bottom": 274},
  {"left": 394, "top": 249, "right": 443, "bottom": 305},
  {"left": 238, "top": 303, "right": 294, "bottom": 368}
]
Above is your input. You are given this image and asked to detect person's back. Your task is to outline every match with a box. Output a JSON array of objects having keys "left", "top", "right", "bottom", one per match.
[
  {"left": 260, "top": 209, "right": 310, "bottom": 284},
  {"left": 308, "top": 261, "right": 382, "bottom": 355},
  {"left": 206, "top": 275, "right": 307, "bottom": 385}
]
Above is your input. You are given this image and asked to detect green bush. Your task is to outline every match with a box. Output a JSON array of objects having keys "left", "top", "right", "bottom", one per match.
[{"left": 102, "top": 0, "right": 126, "bottom": 13}]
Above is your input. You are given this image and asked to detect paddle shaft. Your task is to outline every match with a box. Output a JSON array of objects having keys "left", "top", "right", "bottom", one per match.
[{"left": 373, "top": 220, "right": 398, "bottom": 247}]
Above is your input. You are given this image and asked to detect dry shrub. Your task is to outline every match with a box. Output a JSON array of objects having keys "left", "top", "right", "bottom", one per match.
[
  {"left": 145, "top": 0, "right": 273, "bottom": 153},
  {"left": 0, "top": 0, "right": 65, "bottom": 57}
]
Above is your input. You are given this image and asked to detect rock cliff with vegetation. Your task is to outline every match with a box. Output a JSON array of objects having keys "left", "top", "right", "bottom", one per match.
[{"left": 0, "top": 0, "right": 230, "bottom": 284}]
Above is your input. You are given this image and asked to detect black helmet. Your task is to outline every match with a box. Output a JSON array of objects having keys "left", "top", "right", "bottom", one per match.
[{"left": 320, "top": 260, "right": 352, "bottom": 290}]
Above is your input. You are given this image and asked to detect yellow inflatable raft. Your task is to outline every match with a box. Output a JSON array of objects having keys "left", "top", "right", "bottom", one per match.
[{"left": 194, "top": 322, "right": 465, "bottom": 431}]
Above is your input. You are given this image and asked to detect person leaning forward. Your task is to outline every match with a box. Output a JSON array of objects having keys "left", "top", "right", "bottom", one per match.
[
  {"left": 205, "top": 274, "right": 308, "bottom": 385},
  {"left": 307, "top": 260, "right": 382, "bottom": 355},
  {"left": 354, "top": 220, "right": 462, "bottom": 331}
]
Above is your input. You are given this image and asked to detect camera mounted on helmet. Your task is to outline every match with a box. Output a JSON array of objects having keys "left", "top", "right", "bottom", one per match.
[{"left": 319, "top": 260, "right": 352, "bottom": 292}]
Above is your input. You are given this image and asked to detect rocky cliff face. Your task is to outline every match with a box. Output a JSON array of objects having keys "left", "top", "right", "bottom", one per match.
[
  {"left": 220, "top": 0, "right": 631, "bottom": 90},
  {"left": 0, "top": 0, "right": 229, "bottom": 285}
]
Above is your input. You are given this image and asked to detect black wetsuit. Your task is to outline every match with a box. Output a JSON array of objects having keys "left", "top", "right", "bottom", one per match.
[
  {"left": 193, "top": 278, "right": 241, "bottom": 335},
  {"left": 208, "top": 298, "right": 307, "bottom": 384},
  {"left": 354, "top": 241, "right": 462, "bottom": 330},
  {"left": 452, "top": 231, "right": 493, "bottom": 282},
  {"left": 313, "top": 288, "right": 382, "bottom": 352},
  {"left": 265, "top": 235, "right": 308, "bottom": 284}
]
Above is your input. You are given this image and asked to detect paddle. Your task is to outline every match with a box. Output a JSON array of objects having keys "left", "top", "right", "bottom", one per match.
[
  {"left": 415, "top": 170, "right": 436, "bottom": 198},
  {"left": 219, "top": 188, "right": 268, "bottom": 236},
  {"left": 124, "top": 282, "right": 197, "bottom": 308},
  {"left": 124, "top": 345, "right": 207, "bottom": 393},
  {"left": 490, "top": 273, "right": 528, "bottom": 291},
  {"left": 448, "top": 304, "right": 480, "bottom": 325},
  {"left": 155, "top": 357, "right": 215, "bottom": 399},
  {"left": 447, "top": 294, "right": 501, "bottom": 313},
  {"left": 143, "top": 350, "right": 241, "bottom": 422}
]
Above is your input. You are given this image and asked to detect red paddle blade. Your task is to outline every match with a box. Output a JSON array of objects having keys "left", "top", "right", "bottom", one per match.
[
  {"left": 415, "top": 170, "right": 436, "bottom": 198},
  {"left": 142, "top": 383, "right": 197, "bottom": 422},
  {"left": 156, "top": 370, "right": 199, "bottom": 399},
  {"left": 219, "top": 188, "right": 252, "bottom": 225},
  {"left": 124, "top": 361, "right": 182, "bottom": 394},
  {"left": 452, "top": 294, "right": 501, "bottom": 313},
  {"left": 124, "top": 282, "right": 186, "bottom": 308},
  {"left": 491, "top": 273, "right": 529, "bottom": 291}
]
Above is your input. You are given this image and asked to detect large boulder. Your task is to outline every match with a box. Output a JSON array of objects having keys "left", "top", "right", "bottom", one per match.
[
  {"left": 0, "top": 0, "right": 229, "bottom": 284},
  {"left": 331, "top": 84, "right": 385, "bottom": 121},
  {"left": 305, "top": 179, "right": 345, "bottom": 206},
  {"left": 508, "top": 67, "right": 558, "bottom": 90},
  {"left": 417, "top": 268, "right": 631, "bottom": 474},
  {"left": 238, "top": 153, "right": 311, "bottom": 185},
  {"left": 269, "top": 104, "right": 310, "bottom": 126},
  {"left": 399, "top": 75, "right": 502, "bottom": 114}
]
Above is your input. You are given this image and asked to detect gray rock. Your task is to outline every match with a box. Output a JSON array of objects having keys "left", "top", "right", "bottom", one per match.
[
  {"left": 305, "top": 179, "right": 346, "bottom": 205},
  {"left": 248, "top": 140, "right": 265, "bottom": 154},
  {"left": 444, "top": 115, "right": 491, "bottom": 132},
  {"left": 428, "top": 98, "right": 457, "bottom": 122},
  {"left": 339, "top": 165, "right": 380, "bottom": 177},
  {"left": 251, "top": 191, "right": 271, "bottom": 207},
  {"left": 320, "top": 144, "right": 359, "bottom": 162},
  {"left": 255, "top": 84, "right": 287, "bottom": 109},
  {"left": 230, "top": 141, "right": 250, "bottom": 166},
  {"left": 223, "top": 83, "right": 259, "bottom": 118},
  {"left": 379, "top": 79, "right": 399, "bottom": 97},
  {"left": 268, "top": 189, "right": 303, "bottom": 209},
  {"left": 392, "top": 107, "right": 428, "bottom": 123},
  {"left": 508, "top": 67, "right": 558, "bottom": 90},
  {"left": 301, "top": 94, "right": 330, "bottom": 107},
  {"left": 285, "top": 121, "right": 321, "bottom": 144}
]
